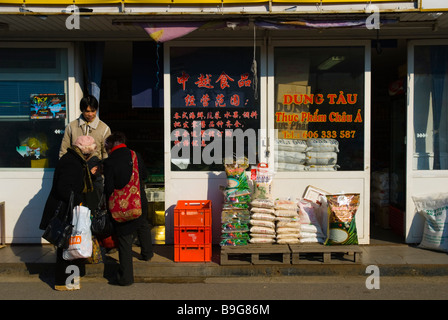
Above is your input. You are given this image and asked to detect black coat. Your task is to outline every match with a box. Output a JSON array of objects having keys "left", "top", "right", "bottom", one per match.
[
  {"left": 103, "top": 146, "right": 148, "bottom": 236},
  {"left": 39, "top": 148, "right": 86, "bottom": 230}
]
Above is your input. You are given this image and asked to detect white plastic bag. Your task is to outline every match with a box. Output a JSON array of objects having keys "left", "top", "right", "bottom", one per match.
[
  {"left": 63, "top": 205, "right": 92, "bottom": 260},
  {"left": 412, "top": 193, "right": 448, "bottom": 253}
]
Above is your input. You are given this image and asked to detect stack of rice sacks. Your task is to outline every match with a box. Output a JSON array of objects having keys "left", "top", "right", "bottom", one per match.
[
  {"left": 220, "top": 159, "right": 251, "bottom": 246},
  {"left": 297, "top": 199, "right": 325, "bottom": 243},
  {"left": 305, "top": 138, "right": 339, "bottom": 171},
  {"left": 249, "top": 164, "right": 276, "bottom": 244},
  {"left": 275, "top": 139, "right": 308, "bottom": 172},
  {"left": 249, "top": 199, "right": 276, "bottom": 243},
  {"left": 275, "top": 199, "right": 301, "bottom": 244}
]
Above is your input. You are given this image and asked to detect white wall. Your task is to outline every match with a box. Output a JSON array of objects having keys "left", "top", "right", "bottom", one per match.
[
  {"left": 164, "top": 171, "right": 369, "bottom": 245},
  {"left": 0, "top": 171, "right": 53, "bottom": 243}
]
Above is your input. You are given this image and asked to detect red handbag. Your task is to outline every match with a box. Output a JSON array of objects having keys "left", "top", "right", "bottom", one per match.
[
  {"left": 99, "top": 235, "right": 118, "bottom": 249},
  {"left": 108, "top": 150, "right": 142, "bottom": 222}
]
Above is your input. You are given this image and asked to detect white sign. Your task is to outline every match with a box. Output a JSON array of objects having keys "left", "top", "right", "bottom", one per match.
[{"left": 421, "top": 0, "right": 448, "bottom": 10}]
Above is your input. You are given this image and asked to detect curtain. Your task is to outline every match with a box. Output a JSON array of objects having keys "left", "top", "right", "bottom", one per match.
[
  {"left": 84, "top": 42, "right": 105, "bottom": 102},
  {"left": 430, "top": 46, "right": 448, "bottom": 169}
]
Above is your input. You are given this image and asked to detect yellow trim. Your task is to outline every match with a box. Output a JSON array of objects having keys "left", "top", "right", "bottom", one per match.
[
  {"left": 272, "top": 0, "right": 411, "bottom": 2},
  {"left": 421, "top": 8, "right": 448, "bottom": 11},
  {"left": 0, "top": 0, "right": 122, "bottom": 4},
  {"left": 223, "top": 0, "right": 269, "bottom": 3},
  {"left": 123, "top": 0, "right": 172, "bottom": 3}
]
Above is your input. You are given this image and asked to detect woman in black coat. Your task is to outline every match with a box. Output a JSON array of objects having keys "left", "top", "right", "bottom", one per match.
[
  {"left": 40, "top": 135, "right": 98, "bottom": 291},
  {"left": 103, "top": 132, "right": 153, "bottom": 286}
]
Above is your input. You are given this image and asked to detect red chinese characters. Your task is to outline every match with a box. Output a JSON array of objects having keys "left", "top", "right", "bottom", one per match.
[
  {"left": 172, "top": 109, "right": 258, "bottom": 135},
  {"left": 176, "top": 71, "right": 252, "bottom": 108}
]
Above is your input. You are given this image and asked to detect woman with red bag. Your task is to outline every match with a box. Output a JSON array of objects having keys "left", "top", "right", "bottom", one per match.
[{"left": 103, "top": 132, "right": 153, "bottom": 286}]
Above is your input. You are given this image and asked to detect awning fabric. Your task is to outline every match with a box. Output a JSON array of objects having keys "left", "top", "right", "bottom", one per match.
[
  {"left": 137, "top": 18, "right": 397, "bottom": 42},
  {"left": 140, "top": 22, "right": 205, "bottom": 43},
  {"left": 139, "top": 20, "right": 249, "bottom": 42},
  {"left": 255, "top": 19, "right": 398, "bottom": 29}
]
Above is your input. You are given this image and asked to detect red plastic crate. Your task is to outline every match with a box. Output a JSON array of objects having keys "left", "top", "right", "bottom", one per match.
[
  {"left": 174, "top": 227, "right": 211, "bottom": 245},
  {"left": 174, "top": 200, "right": 212, "bottom": 227},
  {"left": 174, "top": 244, "right": 212, "bottom": 262}
]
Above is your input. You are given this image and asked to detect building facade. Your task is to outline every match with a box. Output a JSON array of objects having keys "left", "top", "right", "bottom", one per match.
[{"left": 0, "top": 0, "right": 447, "bottom": 245}]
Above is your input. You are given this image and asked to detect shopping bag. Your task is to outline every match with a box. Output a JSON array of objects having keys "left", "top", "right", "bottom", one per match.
[
  {"left": 86, "top": 236, "right": 103, "bottom": 264},
  {"left": 108, "top": 150, "right": 142, "bottom": 222},
  {"left": 91, "top": 194, "right": 114, "bottom": 238},
  {"left": 63, "top": 205, "right": 93, "bottom": 260},
  {"left": 42, "top": 191, "right": 75, "bottom": 249},
  {"left": 99, "top": 235, "right": 118, "bottom": 249}
]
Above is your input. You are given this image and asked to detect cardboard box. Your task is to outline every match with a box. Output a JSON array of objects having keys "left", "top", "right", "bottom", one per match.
[
  {"left": 275, "top": 57, "right": 310, "bottom": 86},
  {"left": 275, "top": 84, "right": 310, "bottom": 139}
]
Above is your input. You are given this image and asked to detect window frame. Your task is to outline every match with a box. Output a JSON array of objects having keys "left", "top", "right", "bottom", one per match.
[
  {"left": 0, "top": 42, "right": 75, "bottom": 172},
  {"left": 268, "top": 40, "right": 371, "bottom": 179},
  {"left": 164, "top": 40, "right": 267, "bottom": 179}
]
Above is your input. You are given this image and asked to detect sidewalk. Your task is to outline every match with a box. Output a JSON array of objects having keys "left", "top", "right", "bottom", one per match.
[{"left": 0, "top": 242, "right": 448, "bottom": 283}]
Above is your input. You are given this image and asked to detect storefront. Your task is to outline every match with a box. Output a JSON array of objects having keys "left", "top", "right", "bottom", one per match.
[{"left": 0, "top": 0, "right": 447, "bottom": 247}]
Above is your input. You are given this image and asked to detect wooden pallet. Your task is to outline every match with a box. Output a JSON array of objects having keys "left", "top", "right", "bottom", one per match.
[
  {"left": 289, "top": 244, "right": 362, "bottom": 264},
  {"left": 220, "top": 244, "right": 291, "bottom": 265}
]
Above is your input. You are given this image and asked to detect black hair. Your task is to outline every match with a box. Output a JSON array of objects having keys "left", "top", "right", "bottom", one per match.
[{"left": 80, "top": 95, "right": 99, "bottom": 112}]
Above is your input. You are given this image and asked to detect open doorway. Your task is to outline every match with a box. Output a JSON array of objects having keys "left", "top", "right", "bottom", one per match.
[
  {"left": 370, "top": 39, "right": 407, "bottom": 244},
  {"left": 99, "top": 41, "right": 165, "bottom": 244}
]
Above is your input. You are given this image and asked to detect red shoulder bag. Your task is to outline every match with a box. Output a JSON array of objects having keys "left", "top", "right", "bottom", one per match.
[{"left": 108, "top": 150, "right": 142, "bottom": 222}]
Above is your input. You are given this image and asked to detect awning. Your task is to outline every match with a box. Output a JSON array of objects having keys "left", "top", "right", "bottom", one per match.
[{"left": 255, "top": 18, "right": 397, "bottom": 29}]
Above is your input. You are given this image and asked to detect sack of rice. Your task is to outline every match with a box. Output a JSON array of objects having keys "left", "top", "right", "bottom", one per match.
[
  {"left": 275, "top": 139, "right": 309, "bottom": 153},
  {"left": 221, "top": 159, "right": 252, "bottom": 246},
  {"left": 324, "top": 193, "right": 360, "bottom": 245},
  {"left": 412, "top": 192, "right": 448, "bottom": 253},
  {"left": 251, "top": 163, "right": 274, "bottom": 200},
  {"left": 305, "top": 151, "right": 338, "bottom": 165},
  {"left": 306, "top": 138, "right": 339, "bottom": 152}
]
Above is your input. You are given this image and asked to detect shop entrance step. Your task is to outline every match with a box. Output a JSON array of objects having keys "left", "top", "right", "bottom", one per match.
[
  {"left": 220, "top": 244, "right": 291, "bottom": 265},
  {"left": 289, "top": 244, "right": 362, "bottom": 264}
]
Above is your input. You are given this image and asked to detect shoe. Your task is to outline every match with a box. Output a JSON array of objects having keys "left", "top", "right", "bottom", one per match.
[
  {"left": 54, "top": 284, "right": 81, "bottom": 291},
  {"left": 140, "top": 253, "right": 153, "bottom": 261},
  {"left": 106, "top": 248, "right": 117, "bottom": 254},
  {"left": 108, "top": 278, "right": 133, "bottom": 286},
  {"left": 109, "top": 272, "right": 134, "bottom": 286}
]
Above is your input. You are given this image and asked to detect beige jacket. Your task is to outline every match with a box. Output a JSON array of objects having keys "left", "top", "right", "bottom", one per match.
[{"left": 59, "top": 115, "right": 111, "bottom": 160}]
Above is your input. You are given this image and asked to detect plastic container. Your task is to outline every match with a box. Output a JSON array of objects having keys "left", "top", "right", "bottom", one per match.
[
  {"left": 174, "top": 227, "right": 211, "bottom": 245},
  {"left": 174, "top": 244, "right": 212, "bottom": 262}
]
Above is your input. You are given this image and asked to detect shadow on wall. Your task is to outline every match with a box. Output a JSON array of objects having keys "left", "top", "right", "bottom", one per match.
[
  {"left": 12, "top": 170, "right": 53, "bottom": 245},
  {"left": 207, "top": 171, "right": 226, "bottom": 245}
]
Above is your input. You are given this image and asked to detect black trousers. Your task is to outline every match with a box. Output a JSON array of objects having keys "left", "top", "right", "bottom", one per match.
[
  {"left": 116, "top": 220, "right": 153, "bottom": 286},
  {"left": 55, "top": 248, "right": 85, "bottom": 287}
]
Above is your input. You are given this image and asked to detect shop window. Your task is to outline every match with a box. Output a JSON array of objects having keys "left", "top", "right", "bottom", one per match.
[
  {"left": 413, "top": 45, "right": 448, "bottom": 170},
  {"left": 274, "top": 46, "right": 365, "bottom": 172},
  {"left": 170, "top": 46, "right": 260, "bottom": 171},
  {"left": 0, "top": 47, "right": 67, "bottom": 169}
]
